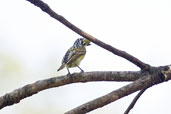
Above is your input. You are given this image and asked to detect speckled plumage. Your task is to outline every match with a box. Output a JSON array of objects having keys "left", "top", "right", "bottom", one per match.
[{"left": 57, "top": 38, "right": 90, "bottom": 74}]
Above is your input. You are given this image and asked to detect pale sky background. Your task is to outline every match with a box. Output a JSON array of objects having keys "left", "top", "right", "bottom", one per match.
[{"left": 0, "top": 0, "right": 171, "bottom": 114}]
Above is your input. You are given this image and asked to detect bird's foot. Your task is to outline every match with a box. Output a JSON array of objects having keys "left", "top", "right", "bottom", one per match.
[
  {"left": 80, "top": 70, "right": 84, "bottom": 73},
  {"left": 67, "top": 72, "right": 71, "bottom": 76}
]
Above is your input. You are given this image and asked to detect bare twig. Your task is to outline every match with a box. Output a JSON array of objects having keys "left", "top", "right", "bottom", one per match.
[
  {"left": 65, "top": 66, "right": 171, "bottom": 114},
  {"left": 7, "top": 0, "right": 171, "bottom": 113},
  {"left": 65, "top": 71, "right": 165, "bottom": 114},
  {"left": 123, "top": 65, "right": 171, "bottom": 114},
  {"left": 124, "top": 88, "right": 147, "bottom": 114},
  {"left": 0, "top": 71, "right": 140, "bottom": 109},
  {"left": 26, "top": 0, "right": 149, "bottom": 69}
]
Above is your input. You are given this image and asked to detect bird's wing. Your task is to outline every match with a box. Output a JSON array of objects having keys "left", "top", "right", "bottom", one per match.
[{"left": 62, "top": 47, "right": 86, "bottom": 64}]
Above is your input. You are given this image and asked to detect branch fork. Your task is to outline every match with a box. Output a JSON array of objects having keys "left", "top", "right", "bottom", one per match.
[{"left": 0, "top": 0, "right": 170, "bottom": 114}]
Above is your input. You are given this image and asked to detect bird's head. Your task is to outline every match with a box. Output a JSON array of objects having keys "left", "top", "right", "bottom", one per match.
[{"left": 73, "top": 38, "right": 91, "bottom": 48}]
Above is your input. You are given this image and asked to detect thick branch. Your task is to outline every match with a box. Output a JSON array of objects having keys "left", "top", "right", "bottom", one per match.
[
  {"left": 65, "top": 72, "right": 165, "bottom": 114},
  {"left": 26, "top": 0, "right": 148, "bottom": 69},
  {"left": 65, "top": 66, "right": 171, "bottom": 114},
  {"left": 11, "top": 0, "right": 171, "bottom": 113},
  {"left": 0, "top": 71, "right": 140, "bottom": 109}
]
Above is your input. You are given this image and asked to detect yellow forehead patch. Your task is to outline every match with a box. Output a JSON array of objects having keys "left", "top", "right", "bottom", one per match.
[{"left": 84, "top": 38, "right": 91, "bottom": 44}]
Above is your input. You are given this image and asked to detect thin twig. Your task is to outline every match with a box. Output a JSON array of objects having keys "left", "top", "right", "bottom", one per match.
[
  {"left": 65, "top": 66, "right": 169, "bottom": 114},
  {"left": 124, "top": 88, "right": 147, "bottom": 114},
  {"left": 12, "top": 1, "right": 171, "bottom": 113},
  {"left": 65, "top": 73, "right": 162, "bottom": 114},
  {"left": 26, "top": 0, "right": 148, "bottom": 69},
  {"left": 0, "top": 71, "right": 140, "bottom": 109}
]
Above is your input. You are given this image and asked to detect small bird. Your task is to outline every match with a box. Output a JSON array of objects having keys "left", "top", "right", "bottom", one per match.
[{"left": 57, "top": 38, "right": 91, "bottom": 75}]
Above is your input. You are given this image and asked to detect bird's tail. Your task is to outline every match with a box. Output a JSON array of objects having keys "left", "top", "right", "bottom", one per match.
[{"left": 57, "top": 64, "right": 65, "bottom": 71}]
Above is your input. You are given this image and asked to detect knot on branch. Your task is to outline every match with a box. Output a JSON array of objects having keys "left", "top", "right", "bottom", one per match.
[
  {"left": 150, "top": 69, "right": 165, "bottom": 86},
  {"left": 3, "top": 94, "right": 13, "bottom": 107},
  {"left": 39, "top": 2, "right": 50, "bottom": 12},
  {"left": 160, "top": 65, "right": 171, "bottom": 81},
  {"left": 1, "top": 93, "right": 20, "bottom": 109},
  {"left": 27, "top": 0, "right": 50, "bottom": 12}
]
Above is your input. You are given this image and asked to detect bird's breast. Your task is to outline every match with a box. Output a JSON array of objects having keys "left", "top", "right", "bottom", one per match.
[{"left": 66, "top": 54, "right": 85, "bottom": 68}]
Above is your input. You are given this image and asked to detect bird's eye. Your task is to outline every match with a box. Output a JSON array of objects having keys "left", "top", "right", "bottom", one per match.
[{"left": 80, "top": 39, "right": 84, "bottom": 45}]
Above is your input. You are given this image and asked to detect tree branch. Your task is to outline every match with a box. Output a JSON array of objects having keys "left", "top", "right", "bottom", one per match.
[
  {"left": 65, "top": 66, "right": 170, "bottom": 114},
  {"left": 8, "top": 0, "right": 171, "bottom": 113},
  {"left": 0, "top": 71, "right": 140, "bottom": 109},
  {"left": 124, "top": 88, "right": 147, "bottom": 114},
  {"left": 25, "top": 0, "right": 148, "bottom": 70},
  {"left": 122, "top": 65, "right": 171, "bottom": 114}
]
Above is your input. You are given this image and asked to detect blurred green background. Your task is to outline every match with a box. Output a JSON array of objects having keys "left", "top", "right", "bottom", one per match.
[{"left": 0, "top": 0, "right": 171, "bottom": 114}]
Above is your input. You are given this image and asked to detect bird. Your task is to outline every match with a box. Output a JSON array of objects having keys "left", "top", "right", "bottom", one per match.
[{"left": 57, "top": 38, "right": 91, "bottom": 75}]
